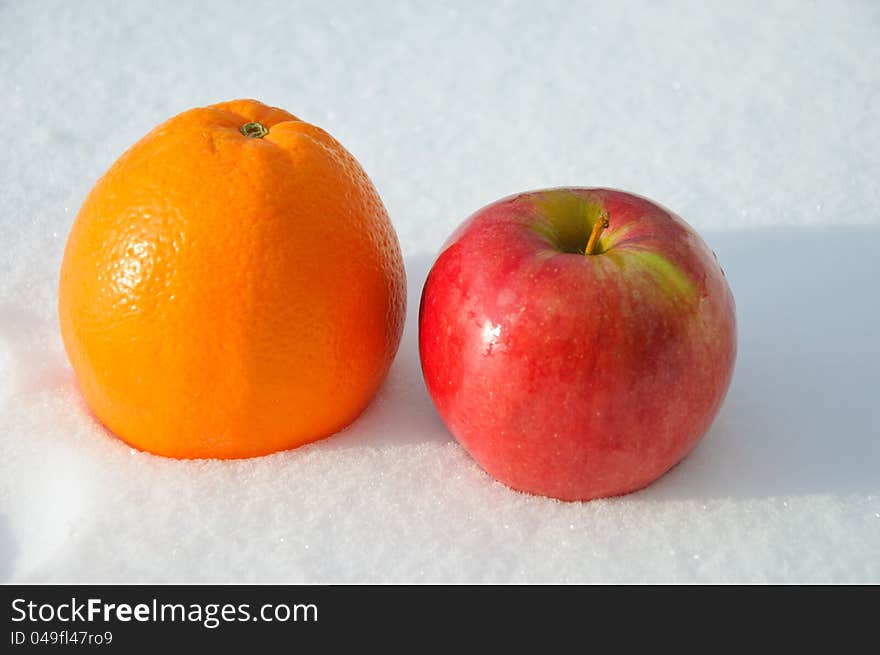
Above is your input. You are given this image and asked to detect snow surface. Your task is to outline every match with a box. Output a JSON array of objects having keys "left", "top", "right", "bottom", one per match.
[{"left": 1, "top": 0, "right": 879, "bottom": 583}]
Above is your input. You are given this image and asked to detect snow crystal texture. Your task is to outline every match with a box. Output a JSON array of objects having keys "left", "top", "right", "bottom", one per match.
[{"left": 1, "top": 0, "right": 879, "bottom": 583}]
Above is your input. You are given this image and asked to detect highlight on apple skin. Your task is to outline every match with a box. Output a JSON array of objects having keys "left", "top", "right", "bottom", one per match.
[{"left": 418, "top": 188, "right": 737, "bottom": 502}]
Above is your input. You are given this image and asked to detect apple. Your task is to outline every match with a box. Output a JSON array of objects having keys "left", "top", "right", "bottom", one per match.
[{"left": 418, "top": 188, "right": 736, "bottom": 501}]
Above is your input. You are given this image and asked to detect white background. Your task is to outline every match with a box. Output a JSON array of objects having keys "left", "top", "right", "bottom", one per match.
[{"left": 1, "top": 0, "right": 878, "bottom": 582}]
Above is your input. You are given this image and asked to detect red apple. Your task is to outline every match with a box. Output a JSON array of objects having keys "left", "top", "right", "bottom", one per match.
[{"left": 418, "top": 188, "right": 736, "bottom": 501}]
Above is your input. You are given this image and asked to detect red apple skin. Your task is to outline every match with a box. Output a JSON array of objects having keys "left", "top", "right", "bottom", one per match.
[{"left": 419, "top": 188, "right": 736, "bottom": 501}]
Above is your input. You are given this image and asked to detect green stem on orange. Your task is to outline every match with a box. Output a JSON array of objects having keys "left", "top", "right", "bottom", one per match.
[
  {"left": 585, "top": 210, "right": 610, "bottom": 256},
  {"left": 240, "top": 121, "right": 268, "bottom": 138}
]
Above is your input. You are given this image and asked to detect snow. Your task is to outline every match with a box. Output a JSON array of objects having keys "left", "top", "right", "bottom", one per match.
[{"left": 1, "top": 0, "right": 878, "bottom": 583}]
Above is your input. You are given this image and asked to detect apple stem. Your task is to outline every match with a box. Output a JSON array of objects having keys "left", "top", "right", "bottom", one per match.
[{"left": 585, "top": 210, "right": 610, "bottom": 256}]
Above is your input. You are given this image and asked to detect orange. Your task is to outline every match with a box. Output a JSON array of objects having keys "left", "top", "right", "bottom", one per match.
[{"left": 58, "top": 99, "right": 406, "bottom": 458}]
